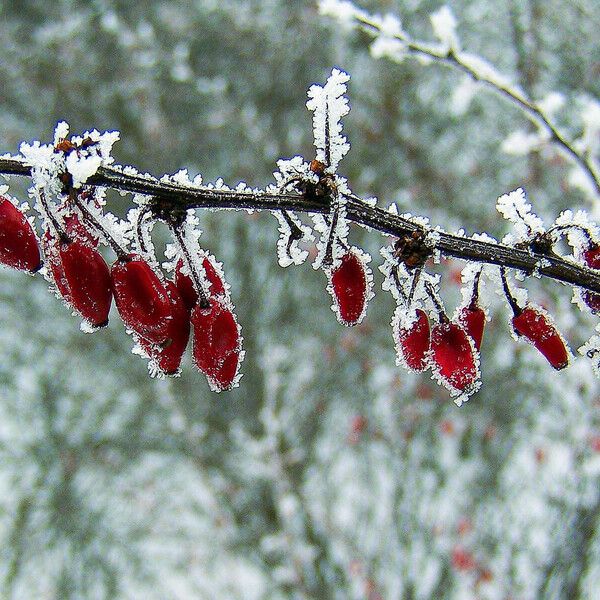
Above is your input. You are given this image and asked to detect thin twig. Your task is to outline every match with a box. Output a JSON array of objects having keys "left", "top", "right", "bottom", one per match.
[{"left": 342, "top": 10, "right": 600, "bottom": 197}]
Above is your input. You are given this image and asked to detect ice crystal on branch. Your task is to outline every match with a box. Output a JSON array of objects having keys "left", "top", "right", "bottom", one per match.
[
  {"left": 496, "top": 187, "right": 545, "bottom": 245},
  {"left": 306, "top": 68, "right": 350, "bottom": 172}
]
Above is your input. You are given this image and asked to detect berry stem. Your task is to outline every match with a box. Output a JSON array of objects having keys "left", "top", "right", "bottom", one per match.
[
  {"left": 424, "top": 280, "right": 448, "bottom": 323},
  {"left": 469, "top": 268, "right": 482, "bottom": 309},
  {"left": 169, "top": 223, "right": 210, "bottom": 309},
  {"left": 500, "top": 267, "right": 521, "bottom": 316},
  {"left": 38, "top": 189, "right": 68, "bottom": 242},
  {"left": 70, "top": 189, "right": 128, "bottom": 260}
]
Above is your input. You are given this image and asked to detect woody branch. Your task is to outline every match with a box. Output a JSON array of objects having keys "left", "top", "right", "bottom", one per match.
[{"left": 3, "top": 156, "right": 600, "bottom": 294}]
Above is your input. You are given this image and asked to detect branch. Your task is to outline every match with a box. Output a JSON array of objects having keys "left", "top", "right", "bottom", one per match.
[
  {"left": 319, "top": 2, "right": 600, "bottom": 197},
  {"left": 3, "top": 156, "right": 600, "bottom": 294}
]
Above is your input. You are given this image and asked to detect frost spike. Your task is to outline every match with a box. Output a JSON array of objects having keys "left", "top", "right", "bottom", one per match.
[
  {"left": 111, "top": 254, "right": 173, "bottom": 343},
  {"left": 0, "top": 195, "right": 42, "bottom": 272},
  {"left": 328, "top": 248, "right": 371, "bottom": 326}
]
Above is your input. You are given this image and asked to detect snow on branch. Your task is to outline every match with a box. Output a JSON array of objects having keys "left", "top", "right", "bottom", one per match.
[{"left": 318, "top": 0, "right": 600, "bottom": 200}]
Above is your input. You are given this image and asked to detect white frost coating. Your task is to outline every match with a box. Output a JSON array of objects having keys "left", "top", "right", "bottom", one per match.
[
  {"left": 456, "top": 51, "right": 516, "bottom": 90},
  {"left": 127, "top": 205, "right": 159, "bottom": 270},
  {"left": 430, "top": 6, "right": 459, "bottom": 51},
  {"left": 496, "top": 187, "right": 544, "bottom": 243},
  {"left": 65, "top": 152, "right": 102, "bottom": 189},
  {"left": 554, "top": 209, "right": 598, "bottom": 256},
  {"left": 450, "top": 76, "right": 478, "bottom": 115},
  {"left": 537, "top": 92, "right": 565, "bottom": 117},
  {"left": 306, "top": 68, "right": 350, "bottom": 171},
  {"left": 370, "top": 36, "right": 406, "bottom": 61},
  {"left": 273, "top": 211, "right": 314, "bottom": 268},
  {"left": 501, "top": 129, "right": 549, "bottom": 156},
  {"left": 580, "top": 97, "right": 600, "bottom": 155},
  {"left": 0, "top": 184, "right": 8, "bottom": 196},
  {"left": 318, "top": 0, "right": 367, "bottom": 23},
  {"left": 324, "top": 245, "right": 373, "bottom": 326},
  {"left": 579, "top": 325, "right": 600, "bottom": 379}
]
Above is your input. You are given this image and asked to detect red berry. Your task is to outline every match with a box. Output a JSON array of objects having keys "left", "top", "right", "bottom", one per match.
[
  {"left": 191, "top": 296, "right": 242, "bottom": 391},
  {"left": 451, "top": 547, "right": 476, "bottom": 572},
  {"left": 44, "top": 230, "right": 112, "bottom": 327},
  {"left": 138, "top": 281, "right": 190, "bottom": 375},
  {"left": 430, "top": 321, "right": 478, "bottom": 392},
  {"left": 111, "top": 254, "right": 173, "bottom": 343},
  {"left": 458, "top": 304, "right": 486, "bottom": 351},
  {"left": 393, "top": 308, "right": 430, "bottom": 372},
  {"left": 582, "top": 245, "right": 600, "bottom": 313},
  {"left": 329, "top": 249, "right": 369, "bottom": 326},
  {"left": 512, "top": 305, "right": 569, "bottom": 369},
  {"left": 175, "top": 255, "right": 227, "bottom": 310},
  {"left": 0, "top": 196, "right": 42, "bottom": 272}
]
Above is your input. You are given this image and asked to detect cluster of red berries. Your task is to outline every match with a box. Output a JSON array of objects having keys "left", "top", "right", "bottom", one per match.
[
  {"left": 0, "top": 194, "right": 242, "bottom": 391},
  {"left": 327, "top": 235, "right": 574, "bottom": 401}
]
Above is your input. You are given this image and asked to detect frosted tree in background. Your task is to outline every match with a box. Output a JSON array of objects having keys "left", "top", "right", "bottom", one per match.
[{"left": 0, "top": 1, "right": 599, "bottom": 599}]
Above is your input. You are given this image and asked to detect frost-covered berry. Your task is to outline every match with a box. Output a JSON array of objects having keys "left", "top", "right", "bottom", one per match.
[
  {"left": 111, "top": 254, "right": 173, "bottom": 343},
  {"left": 393, "top": 308, "right": 430, "bottom": 372},
  {"left": 458, "top": 304, "right": 486, "bottom": 351},
  {"left": 175, "top": 255, "right": 226, "bottom": 310},
  {"left": 0, "top": 195, "right": 42, "bottom": 272},
  {"left": 138, "top": 281, "right": 190, "bottom": 375},
  {"left": 512, "top": 305, "right": 569, "bottom": 369},
  {"left": 582, "top": 244, "right": 600, "bottom": 313},
  {"left": 430, "top": 321, "right": 478, "bottom": 392},
  {"left": 44, "top": 229, "right": 112, "bottom": 328},
  {"left": 329, "top": 249, "right": 371, "bottom": 326},
  {"left": 191, "top": 296, "right": 242, "bottom": 392}
]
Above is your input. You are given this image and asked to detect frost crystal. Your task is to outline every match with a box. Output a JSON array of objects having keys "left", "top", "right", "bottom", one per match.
[
  {"left": 579, "top": 325, "right": 600, "bottom": 379},
  {"left": 496, "top": 187, "right": 544, "bottom": 244},
  {"left": 306, "top": 68, "right": 350, "bottom": 171},
  {"left": 430, "top": 6, "right": 459, "bottom": 51},
  {"left": 273, "top": 211, "right": 314, "bottom": 268}
]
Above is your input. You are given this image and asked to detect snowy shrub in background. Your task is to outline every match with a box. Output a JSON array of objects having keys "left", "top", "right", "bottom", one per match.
[{"left": 0, "top": 1, "right": 599, "bottom": 599}]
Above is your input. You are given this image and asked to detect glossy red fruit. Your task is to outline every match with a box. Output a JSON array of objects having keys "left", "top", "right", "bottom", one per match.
[
  {"left": 111, "top": 254, "right": 173, "bottom": 343},
  {"left": 175, "top": 255, "right": 227, "bottom": 310},
  {"left": 0, "top": 196, "right": 42, "bottom": 272},
  {"left": 44, "top": 230, "right": 112, "bottom": 327},
  {"left": 582, "top": 245, "right": 600, "bottom": 313},
  {"left": 430, "top": 321, "right": 478, "bottom": 392},
  {"left": 512, "top": 305, "right": 569, "bottom": 369},
  {"left": 458, "top": 304, "right": 486, "bottom": 351},
  {"left": 138, "top": 281, "right": 190, "bottom": 375},
  {"left": 394, "top": 308, "right": 430, "bottom": 371},
  {"left": 329, "top": 250, "right": 369, "bottom": 326},
  {"left": 192, "top": 296, "right": 242, "bottom": 391}
]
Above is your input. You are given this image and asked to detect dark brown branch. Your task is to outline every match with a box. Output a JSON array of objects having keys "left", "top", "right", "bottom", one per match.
[{"left": 3, "top": 157, "right": 600, "bottom": 294}]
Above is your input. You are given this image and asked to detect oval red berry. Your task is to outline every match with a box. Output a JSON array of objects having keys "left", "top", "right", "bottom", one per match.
[
  {"left": 0, "top": 196, "right": 42, "bottom": 272},
  {"left": 430, "top": 321, "right": 478, "bottom": 392},
  {"left": 458, "top": 305, "right": 485, "bottom": 351},
  {"left": 394, "top": 308, "right": 430, "bottom": 372},
  {"left": 111, "top": 254, "right": 173, "bottom": 343},
  {"left": 512, "top": 305, "right": 569, "bottom": 369},
  {"left": 329, "top": 250, "right": 369, "bottom": 326}
]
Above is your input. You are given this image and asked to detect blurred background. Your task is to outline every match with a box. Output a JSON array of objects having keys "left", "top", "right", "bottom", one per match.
[{"left": 0, "top": 1, "right": 599, "bottom": 598}]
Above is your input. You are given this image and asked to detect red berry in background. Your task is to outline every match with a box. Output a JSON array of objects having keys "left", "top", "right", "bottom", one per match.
[
  {"left": 0, "top": 195, "right": 42, "bottom": 272},
  {"left": 458, "top": 304, "right": 486, "bottom": 351},
  {"left": 329, "top": 249, "right": 370, "bottom": 326},
  {"left": 512, "top": 305, "right": 569, "bottom": 369},
  {"left": 175, "top": 255, "right": 226, "bottom": 310},
  {"left": 191, "top": 296, "right": 242, "bottom": 391},
  {"left": 111, "top": 254, "right": 173, "bottom": 343},
  {"left": 393, "top": 308, "right": 430, "bottom": 372},
  {"left": 138, "top": 281, "right": 190, "bottom": 375},
  {"left": 582, "top": 244, "right": 600, "bottom": 313},
  {"left": 44, "top": 230, "right": 112, "bottom": 327},
  {"left": 430, "top": 321, "right": 478, "bottom": 392}
]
